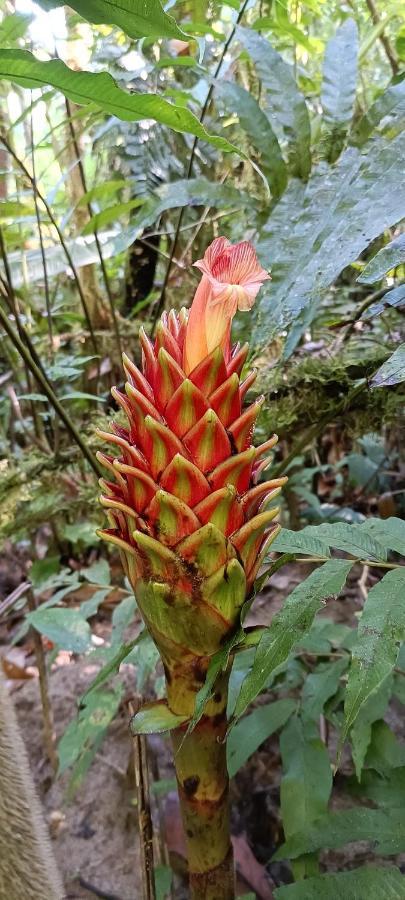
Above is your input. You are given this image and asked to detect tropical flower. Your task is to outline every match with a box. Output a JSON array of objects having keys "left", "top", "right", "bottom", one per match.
[{"left": 183, "top": 237, "right": 270, "bottom": 374}]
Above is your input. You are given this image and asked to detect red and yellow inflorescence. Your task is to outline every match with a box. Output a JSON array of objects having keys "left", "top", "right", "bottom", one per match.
[{"left": 97, "top": 238, "right": 286, "bottom": 712}]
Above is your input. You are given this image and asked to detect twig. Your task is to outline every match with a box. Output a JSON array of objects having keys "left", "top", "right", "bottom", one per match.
[
  {"left": 31, "top": 97, "right": 53, "bottom": 354},
  {"left": 78, "top": 878, "right": 123, "bottom": 900},
  {"left": 0, "top": 581, "right": 30, "bottom": 620},
  {"left": 129, "top": 701, "right": 156, "bottom": 900},
  {"left": 358, "top": 564, "right": 370, "bottom": 602},
  {"left": 0, "top": 301, "right": 101, "bottom": 476},
  {"left": 0, "top": 132, "right": 100, "bottom": 356},
  {"left": 152, "top": 0, "right": 250, "bottom": 331},
  {"left": 64, "top": 96, "right": 122, "bottom": 361},
  {"left": 27, "top": 588, "right": 58, "bottom": 774},
  {"left": 364, "top": 0, "right": 398, "bottom": 74}
]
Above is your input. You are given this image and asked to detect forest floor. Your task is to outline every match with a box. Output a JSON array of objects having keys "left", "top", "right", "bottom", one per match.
[{"left": 2, "top": 559, "right": 405, "bottom": 899}]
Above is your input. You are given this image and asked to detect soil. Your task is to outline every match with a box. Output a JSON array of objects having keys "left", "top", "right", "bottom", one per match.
[{"left": 2, "top": 560, "right": 405, "bottom": 899}]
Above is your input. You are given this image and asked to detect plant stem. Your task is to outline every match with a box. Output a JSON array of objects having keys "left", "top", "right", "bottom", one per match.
[
  {"left": 168, "top": 667, "right": 234, "bottom": 899},
  {"left": 64, "top": 97, "right": 123, "bottom": 361},
  {"left": 129, "top": 701, "right": 156, "bottom": 900},
  {"left": 27, "top": 588, "right": 58, "bottom": 775}
]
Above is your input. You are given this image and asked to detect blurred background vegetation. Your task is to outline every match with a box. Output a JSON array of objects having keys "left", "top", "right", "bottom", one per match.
[{"left": 0, "top": 2, "right": 405, "bottom": 894}]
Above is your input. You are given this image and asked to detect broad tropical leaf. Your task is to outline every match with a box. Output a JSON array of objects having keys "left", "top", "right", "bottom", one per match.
[
  {"left": 38, "top": 0, "right": 189, "bottom": 40},
  {"left": 237, "top": 26, "right": 311, "bottom": 180},
  {"left": 233, "top": 560, "right": 353, "bottom": 720},
  {"left": 342, "top": 569, "right": 405, "bottom": 742},
  {"left": 0, "top": 50, "right": 240, "bottom": 155},
  {"left": 321, "top": 19, "right": 358, "bottom": 162},
  {"left": 274, "top": 866, "right": 405, "bottom": 899}
]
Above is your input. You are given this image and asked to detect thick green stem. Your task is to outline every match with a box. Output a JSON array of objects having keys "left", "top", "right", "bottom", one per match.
[{"left": 168, "top": 667, "right": 235, "bottom": 900}]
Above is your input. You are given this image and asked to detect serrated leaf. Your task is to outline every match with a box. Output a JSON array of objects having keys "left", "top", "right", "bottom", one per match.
[
  {"left": 370, "top": 344, "right": 405, "bottom": 388},
  {"left": 37, "top": 0, "right": 188, "bottom": 40},
  {"left": 350, "top": 675, "right": 393, "bottom": 780},
  {"left": 350, "top": 75, "right": 405, "bottom": 146},
  {"left": 365, "top": 720, "right": 405, "bottom": 777},
  {"left": 253, "top": 131, "right": 405, "bottom": 355},
  {"left": 217, "top": 81, "right": 287, "bottom": 199},
  {"left": 233, "top": 560, "right": 353, "bottom": 720},
  {"left": 321, "top": 19, "right": 358, "bottom": 161},
  {"left": 0, "top": 51, "right": 240, "bottom": 156},
  {"left": 237, "top": 26, "right": 311, "bottom": 180},
  {"left": 301, "top": 522, "right": 387, "bottom": 561},
  {"left": 274, "top": 866, "right": 405, "bottom": 899},
  {"left": 358, "top": 234, "right": 405, "bottom": 284},
  {"left": 301, "top": 657, "right": 348, "bottom": 723},
  {"left": 280, "top": 715, "right": 333, "bottom": 879},
  {"left": 227, "top": 699, "right": 295, "bottom": 778},
  {"left": 28, "top": 607, "right": 92, "bottom": 652},
  {"left": 274, "top": 806, "right": 405, "bottom": 859},
  {"left": 58, "top": 687, "right": 122, "bottom": 796},
  {"left": 271, "top": 528, "right": 330, "bottom": 558},
  {"left": 342, "top": 569, "right": 405, "bottom": 746},
  {"left": 130, "top": 700, "right": 188, "bottom": 734},
  {"left": 350, "top": 766, "right": 405, "bottom": 809},
  {"left": 363, "top": 284, "right": 405, "bottom": 318}
]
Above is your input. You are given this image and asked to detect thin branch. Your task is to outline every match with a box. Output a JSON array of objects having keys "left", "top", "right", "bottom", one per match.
[
  {"left": 64, "top": 97, "right": 122, "bottom": 360},
  {"left": 30, "top": 97, "right": 53, "bottom": 354},
  {"left": 364, "top": 0, "right": 398, "bottom": 75},
  {"left": 27, "top": 587, "right": 58, "bottom": 775},
  {"left": 0, "top": 301, "right": 101, "bottom": 476},
  {"left": 0, "top": 132, "right": 100, "bottom": 356},
  {"left": 152, "top": 0, "right": 250, "bottom": 331}
]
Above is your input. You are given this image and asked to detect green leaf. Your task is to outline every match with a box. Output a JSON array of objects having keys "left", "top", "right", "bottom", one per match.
[
  {"left": 342, "top": 569, "right": 405, "bottom": 745},
  {"left": 77, "top": 178, "right": 127, "bottom": 206},
  {"left": 28, "top": 607, "right": 92, "bottom": 653},
  {"left": 0, "top": 12, "right": 32, "bottom": 44},
  {"left": 301, "top": 657, "right": 348, "bottom": 724},
  {"left": 130, "top": 700, "right": 188, "bottom": 734},
  {"left": 233, "top": 560, "right": 353, "bottom": 720},
  {"left": 82, "top": 198, "right": 145, "bottom": 234},
  {"left": 270, "top": 528, "right": 330, "bottom": 558},
  {"left": 60, "top": 391, "right": 106, "bottom": 403},
  {"left": 350, "top": 675, "right": 393, "bottom": 780},
  {"left": 350, "top": 75, "right": 405, "bottom": 146},
  {"left": 363, "top": 284, "right": 405, "bottom": 318},
  {"left": 300, "top": 522, "right": 387, "bottom": 560},
  {"left": 82, "top": 558, "right": 111, "bottom": 586},
  {"left": 111, "top": 595, "right": 136, "bottom": 645},
  {"left": 321, "top": 19, "right": 358, "bottom": 161},
  {"left": 0, "top": 51, "right": 240, "bottom": 156},
  {"left": 274, "top": 866, "right": 405, "bottom": 899},
  {"left": 80, "top": 589, "right": 109, "bottom": 619},
  {"left": 360, "top": 516, "right": 405, "bottom": 556},
  {"left": 154, "top": 864, "right": 172, "bottom": 900},
  {"left": 280, "top": 715, "right": 333, "bottom": 879},
  {"left": 253, "top": 130, "right": 405, "bottom": 355},
  {"left": 237, "top": 26, "right": 311, "bottom": 180},
  {"left": 351, "top": 767, "right": 405, "bottom": 808},
  {"left": 358, "top": 234, "right": 405, "bottom": 284},
  {"left": 82, "top": 638, "right": 141, "bottom": 700},
  {"left": 365, "top": 721, "right": 405, "bottom": 777},
  {"left": 30, "top": 555, "right": 60, "bottom": 587},
  {"left": 227, "top": 699, "right": 295, "bottom": 778},
  {"left": 0, "top": 199, "right": 35, "bottom": 219},
  {"left": 370, "top": 344, "right": 405, "bottom": 388},
  {"left": 58, "top": 688, "right": 122, "bottom": 795},
  {"left": 217, "top": 81, "right": 287, "bottom": 199},
  {"left": 37, "top": 0, "right": 188, "bottom": 40},
  {"left": 274, "top": 807, "right": 405, "bottom": 859}
]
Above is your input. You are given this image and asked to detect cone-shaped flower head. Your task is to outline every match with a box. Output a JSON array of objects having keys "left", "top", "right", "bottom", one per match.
[{"left": 97, "top": 238, "right": 284, "bottom": 711}]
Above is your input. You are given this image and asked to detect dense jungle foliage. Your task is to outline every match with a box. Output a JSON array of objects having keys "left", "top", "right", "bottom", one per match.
[{"left": 0, "top": 1, "right": 405, "bottom": 898}]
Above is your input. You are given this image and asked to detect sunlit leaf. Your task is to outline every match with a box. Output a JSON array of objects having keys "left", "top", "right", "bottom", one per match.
[{"left": 0, "top": 50, "right": 241, "bottom": 156}]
